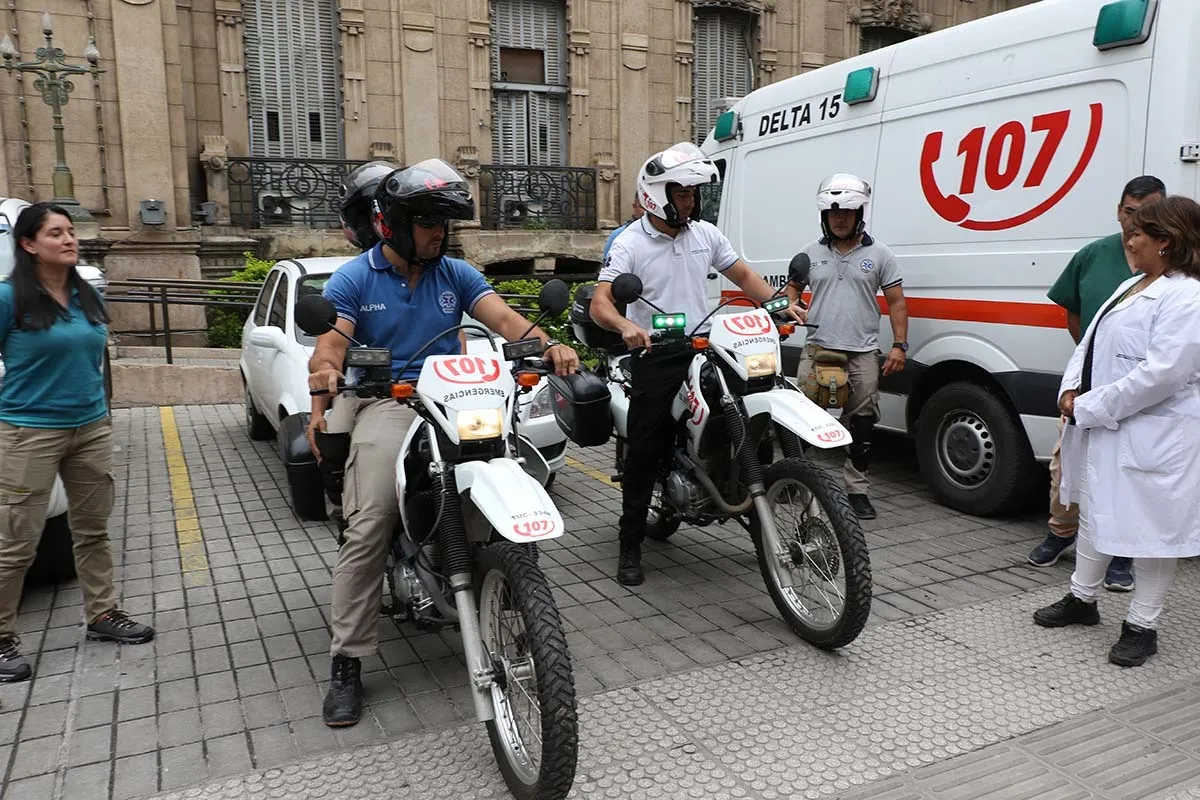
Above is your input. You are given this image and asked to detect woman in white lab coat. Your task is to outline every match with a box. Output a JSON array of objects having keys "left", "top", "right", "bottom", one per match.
[{"left": 1033, "top": 195, "right": 1200, "bottom": 667}]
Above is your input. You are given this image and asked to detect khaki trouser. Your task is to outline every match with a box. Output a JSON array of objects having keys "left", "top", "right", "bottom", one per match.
[
  {"left": 329, "top": 398, "right": 417, "bottom": 659},
  {"left": 1048, "top": 416, "right": 1080, "bottom": 538},
  {"left": 0, "top": 418, "right": 116, "bottom": 636},
  {"left": 798, "top": 345, "right": 880, "bottom": 495}
]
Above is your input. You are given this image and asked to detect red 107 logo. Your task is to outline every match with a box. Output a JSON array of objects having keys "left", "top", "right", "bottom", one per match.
[
  {"left": 920, "top": 103, "right": 1103, "bottom": 231},
  {"left": 512, "top": 518, "right": 556, "bottom": 538},
  {"left": 432, "top": 355, "right": 502, "bottom": 384},
  {"left": 721, "top": 313, "right": 772, "bottom": 336}
]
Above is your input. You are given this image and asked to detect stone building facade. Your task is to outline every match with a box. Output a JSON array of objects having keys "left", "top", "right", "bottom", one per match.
[{"left": 0, "top": 0, "right": 1033, "bottom": 284}]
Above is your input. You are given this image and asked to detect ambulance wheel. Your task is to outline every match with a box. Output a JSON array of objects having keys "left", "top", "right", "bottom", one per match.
[{"left": 915, "top": 381, "right": 1035, "bottom": 517}]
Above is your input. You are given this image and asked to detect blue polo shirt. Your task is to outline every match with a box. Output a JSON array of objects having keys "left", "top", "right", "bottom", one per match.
[
  {"left": 324, "top": 244, "right": 495, "bottom": 380},
  {"left": 602, "top": 222, "right": 632, "bottom": 259},
  {"left": 0, "top": 281, "right": 108, "bottom": 428}
]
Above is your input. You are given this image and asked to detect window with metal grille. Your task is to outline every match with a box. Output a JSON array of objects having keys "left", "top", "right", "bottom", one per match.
[
  {"left": 490, "top": 0, "right": 567, "bottom": 166},
  {"left": 693, "top": 9, "right": 755, "bottom": 145},
  {"left": 244, "top": 1, "right": 342, "bottom": 158},
  {"left": 860, "top": 25, "right": 916, "bottom": 54}
]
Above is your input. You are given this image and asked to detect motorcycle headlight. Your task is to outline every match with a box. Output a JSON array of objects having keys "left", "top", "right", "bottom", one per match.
[
  {"left": 528, "top": 385, "right": 553, "bottom": 419},
  {"left": 744, "top": 353, "right": 777, "bottom": 377},
  {"left": 457, "top": 408, "right": 504, "bottom": 441}
]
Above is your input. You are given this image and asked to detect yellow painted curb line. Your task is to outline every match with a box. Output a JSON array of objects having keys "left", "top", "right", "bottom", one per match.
[
  {"left": 159, "top": 407, "right": 211, "bottom": 587},
  {"left": 564, "top": 456, "right": 616, "bottom": 487}
]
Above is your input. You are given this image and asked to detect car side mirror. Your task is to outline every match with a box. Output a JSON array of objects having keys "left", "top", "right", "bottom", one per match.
[
  {"left": 538, "top": 279, "right": 570, "bottom": 315},
  {"left": 610, "top": 273, "right": 643, "bottom": 305},
  {"left": 295, "top": 294, "right": 337, "bottom": 336},
  {"left": 788, "top": 252, "right": 811, "bottom": 289},
  {"left": 248, "top": 326, "right": 287, "bottom": 351}
]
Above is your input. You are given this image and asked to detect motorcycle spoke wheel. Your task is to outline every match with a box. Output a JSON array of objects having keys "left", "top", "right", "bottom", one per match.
[
  {"left": 645, "top": 480, "right": 681, "bottom": 541},
  {"left": 475, "top": 544, "right": 578, "bottom": 800},
  {"left": 750, "top": 458, "right": 872, "bottom": 650}
]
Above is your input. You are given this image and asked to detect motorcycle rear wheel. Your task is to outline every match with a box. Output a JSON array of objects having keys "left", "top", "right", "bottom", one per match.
[
  {"left": 475, "top": 543, "right": 578, "bottom": 800},
  {"left": 644, "top": 479, "right": 682, "bottom": 541},
  {"left": 750, "top": 457, "right": 872, "bottom": 649}
]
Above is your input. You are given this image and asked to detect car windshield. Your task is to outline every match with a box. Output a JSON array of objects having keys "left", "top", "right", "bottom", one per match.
[{"left": 294, "top": 274, "right": 332, "bottom": 347}]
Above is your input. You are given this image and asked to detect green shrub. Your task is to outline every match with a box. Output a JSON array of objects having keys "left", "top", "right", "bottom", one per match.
[
  {"left": 488, "top": 276, "right": 599, "bottom": 367},
  {"left": 207, "top": 251, "right": 275, "bottom": 348}
]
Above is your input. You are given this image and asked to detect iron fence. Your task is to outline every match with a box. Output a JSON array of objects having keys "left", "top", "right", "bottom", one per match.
[
  {"left": 479, "top": 165, "right": 597, "bottom": 231},
  {"left": 226, "top": 156, "right": 368, "bottom": 229}
]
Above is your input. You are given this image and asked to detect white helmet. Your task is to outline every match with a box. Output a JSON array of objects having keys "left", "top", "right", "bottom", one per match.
[
  {"left": 817, "top": 173, "right": 871, "bottom": 241},
  {"left": 637, "top": 142, "right": 719, "bottom": 228}
]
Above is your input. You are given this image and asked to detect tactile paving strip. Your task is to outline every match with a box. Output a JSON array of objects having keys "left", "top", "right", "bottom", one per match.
[{"left": 147, "top": 562, "right": 1200, "bottom": 800}]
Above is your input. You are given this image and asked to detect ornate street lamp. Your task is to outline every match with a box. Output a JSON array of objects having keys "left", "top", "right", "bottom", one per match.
[{"left": 0, "top": 12, "right": 103, "bottom": 223}]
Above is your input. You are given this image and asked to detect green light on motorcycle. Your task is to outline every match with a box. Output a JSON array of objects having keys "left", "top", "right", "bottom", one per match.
[
  {"left": 652, "top": 313, "right": 687, "bottom": 329},
  {"left": 762, "top": 297, "right": 789, "bottom": 313}
]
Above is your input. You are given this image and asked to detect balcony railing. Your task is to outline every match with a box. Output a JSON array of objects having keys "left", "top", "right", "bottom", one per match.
[
  {"left": 479, "top": 165, "right": 597, "bottom": 231},
  {"left": 227, "top": 156, "right": 368, "bottom": 229}
]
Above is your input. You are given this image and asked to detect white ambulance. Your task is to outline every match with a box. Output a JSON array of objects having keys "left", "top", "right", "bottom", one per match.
[{"left": 699, "top": 0, "right": 1196, "bottom": 516}]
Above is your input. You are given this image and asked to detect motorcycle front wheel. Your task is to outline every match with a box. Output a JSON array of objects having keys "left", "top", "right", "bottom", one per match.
[
  {"left": 750, "top": 457, "right": 872, "bottom": 649},
  {"left": 474, "top": 543, "right": 578, "bottom": 800}
]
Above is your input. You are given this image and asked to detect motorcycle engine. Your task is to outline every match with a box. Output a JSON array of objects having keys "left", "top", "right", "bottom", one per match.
[{"left": 665, "top": 469, "right": 709, "bottom": 517}]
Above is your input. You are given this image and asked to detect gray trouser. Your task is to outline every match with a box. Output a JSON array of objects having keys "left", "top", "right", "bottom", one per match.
[
  {"left": 797, "top": 345, "right": 880, "bottom": 495},
  {"left": 328, "top": 398, "right": 417, "bottom": 659},
  {"left": 0, "top": 418, "right": 116, "bottom": 636}
]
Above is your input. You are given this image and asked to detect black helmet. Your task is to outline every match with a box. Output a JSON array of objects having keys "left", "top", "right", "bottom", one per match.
[
  {"left": 373, "top": 159, "right": 474, "bottom": 265},
  {"left": 338, "top": 161, "right": 395, "bottom": 251}
]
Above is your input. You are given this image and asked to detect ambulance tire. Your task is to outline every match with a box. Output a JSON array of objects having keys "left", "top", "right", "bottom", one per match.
[{"left": 915, "top": 382, "right": 1035, "bottom": 517}]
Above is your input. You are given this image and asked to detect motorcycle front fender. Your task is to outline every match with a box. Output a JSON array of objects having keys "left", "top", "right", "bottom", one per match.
[
  {"left": 743, "top": 389, "right": 853, "bottom": 450},
  {"left": 455, "top": 458, "right": 565, "bottom": 543}
]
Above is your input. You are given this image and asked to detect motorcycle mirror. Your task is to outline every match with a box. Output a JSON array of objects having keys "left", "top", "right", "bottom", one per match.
[
  {"left": 538, "top": 279, "right": 571, "bottom": 315},
  {"left": 788, "top": 252, "right": 811, "bottom": 288},
  {"left": 295, "top": 294, "right": 337, "bottom": 336},
  {"left": 610, "top": 273, "right": 643, "bottom": 305}
]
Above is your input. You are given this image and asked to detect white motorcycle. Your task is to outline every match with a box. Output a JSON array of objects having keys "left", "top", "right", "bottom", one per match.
[
  {"left": 569, "top": 258, "right": 872, "bottom": 649},
  {"left": 297, "top": 283, "right": 582, "bottom": 800}
]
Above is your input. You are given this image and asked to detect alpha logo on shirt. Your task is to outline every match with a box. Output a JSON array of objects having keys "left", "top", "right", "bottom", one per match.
[
  {"left": 360, "top": 302, "right": 387, "bottom": 313},
  {"left": 438, "top": 290, "right": 458, "bottom": 315},
  {"left": 860, "top": 258, "right": 875, "bottom": 273}
]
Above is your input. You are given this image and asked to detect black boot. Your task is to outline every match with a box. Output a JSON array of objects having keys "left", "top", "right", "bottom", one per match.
[
  {"left": 1033, "top": 593, "right": 1100, "bottom": 628},
  {"left": 617, "top": 538, "right": 644, "bottom": 586},
  {"left": 323, "top": 654, "right": 363, "bottom": 727},
  {"left": 847, "top": 494, "right": 877, "bottom": 520},
  {"left": 1109, "top": 621, "right": 1158, "bottom": 667}
]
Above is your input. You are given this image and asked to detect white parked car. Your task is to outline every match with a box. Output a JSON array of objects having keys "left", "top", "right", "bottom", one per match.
[
  {"left": 239, "top": 257, "right": 569, "bottom": 521},
  {"left": 0, "top": 196, "right": 110, "bottom": 584}
]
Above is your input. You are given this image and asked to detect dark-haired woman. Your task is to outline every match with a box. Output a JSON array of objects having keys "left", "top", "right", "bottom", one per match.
[
  {"left": 0, "top": 203, "right": 153, "bottom": 683},
  {"left": 1034, "top": 195, "right": 1200, "bottom": 667}
]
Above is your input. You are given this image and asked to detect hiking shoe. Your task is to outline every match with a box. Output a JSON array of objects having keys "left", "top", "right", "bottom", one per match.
[
  {"left": 848, "top": 493, "right": 877, "bottom": 520},
  {"left": 323, "top": 654, "right": 363, "bottom": 727},
  {"left": 86, "top": 609, "right": 155, "bottom": 644},
  {"left": 1033, "top": 593, "right": 1100, "bottom": 628},
  {"left": 1109, "top": 621, "right": 1158, "bottom": 667},
  {"left": 1027, "top": 533, "right": 1076, "bottom": 567},
  {"left": 617, "top": 539, "right": 644, "bottom": 586},
  {"left": 0, "top": 635, "right": 31, "bottom": 682},
  {"left": 1104, "top": 557, "right": 1135, "bottom": 592}
]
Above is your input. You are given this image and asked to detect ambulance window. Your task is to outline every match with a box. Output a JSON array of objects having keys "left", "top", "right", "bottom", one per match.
[{"left": 699, "top": 158, "right": 726, "bottom": 225}]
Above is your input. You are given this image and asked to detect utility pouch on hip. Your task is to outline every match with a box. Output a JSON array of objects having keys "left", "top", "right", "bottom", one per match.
[{"left": 802, "top": 346, "right": 850, "bottom": 409}]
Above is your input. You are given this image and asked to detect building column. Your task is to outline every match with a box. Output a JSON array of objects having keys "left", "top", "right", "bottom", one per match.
[
  {"left": 399, "top": 3, "right": 440, "bottom": 164},
  {"left": 673, "top": 0, "right": 694, "bottom": 143},
  {"left": 214, "top": 0, "right": 249, "bottom": 156},
  {"left": 338, "top": 0, "right": 369, "bottom": 158},
  {"left": 567, "top": 0, "right": 591, "bottom": 166},
  {"left": 467, "top": 0, "right": 493, "bottom": 165},
  {"left": 758, "top": 2, "right": 779, "bottom": 87},
  {"left": 618, "top": 0, "right": 650, "bottom": 210}
]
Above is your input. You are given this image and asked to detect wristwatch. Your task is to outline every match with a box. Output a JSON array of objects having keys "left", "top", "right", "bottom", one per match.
[
  {"left": 892, "top": 341, "right": 909, "bottom": 352},
  {"left": 543, "top": 339, "right": 562, "bottom": 353}
]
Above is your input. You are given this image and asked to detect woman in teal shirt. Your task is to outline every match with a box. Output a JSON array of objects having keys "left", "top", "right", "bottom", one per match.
[{"left": 0, "top": 203, "right": 154, "bottom": 683}]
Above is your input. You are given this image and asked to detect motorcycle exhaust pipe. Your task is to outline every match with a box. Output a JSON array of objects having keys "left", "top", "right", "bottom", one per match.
[{"left": 677, "top": 451, "right": 754, "bottom": 515}]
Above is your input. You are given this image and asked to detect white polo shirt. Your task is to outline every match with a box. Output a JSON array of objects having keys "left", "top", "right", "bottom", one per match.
[{"left": 598, "top": 216, "right": 738, "bottom": 334}]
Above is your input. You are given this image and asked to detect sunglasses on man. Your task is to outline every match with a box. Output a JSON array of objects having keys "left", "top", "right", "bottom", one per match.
[{"left": 412, "top": 216, "right": 446, "bottom": 229}]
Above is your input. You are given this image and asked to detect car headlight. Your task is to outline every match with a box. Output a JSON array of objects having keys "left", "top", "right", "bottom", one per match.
[
  {"left": 457, "top": 408, "right": 504, "bottom": 441},
  {"left": 528, "top": 385, "right": 553, "bottom": 419},
  {"left": 744, "top": 353, "right": 777, "bottom": 377}
]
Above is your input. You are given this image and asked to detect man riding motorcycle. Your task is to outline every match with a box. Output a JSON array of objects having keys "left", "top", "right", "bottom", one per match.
[
  {"left": 588, "top": 142, "right": 804, "bottom": 586},
  {"left": 305, "top": 158, "right": 579, "bottom": 728}
]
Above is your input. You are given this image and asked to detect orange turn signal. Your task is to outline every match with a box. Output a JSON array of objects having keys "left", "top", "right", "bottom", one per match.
[
  {"left": 691, "top": 337, "right": 709, "bottom": 350},
  {"left": 391, "top": 382, "right": 414, "bottom": 399},
  {"left": 517, "top": 372, "right": 541, "bottom": 388},
  {"left": 778, "top": 323, "right": 795, "bottom": 335}
]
